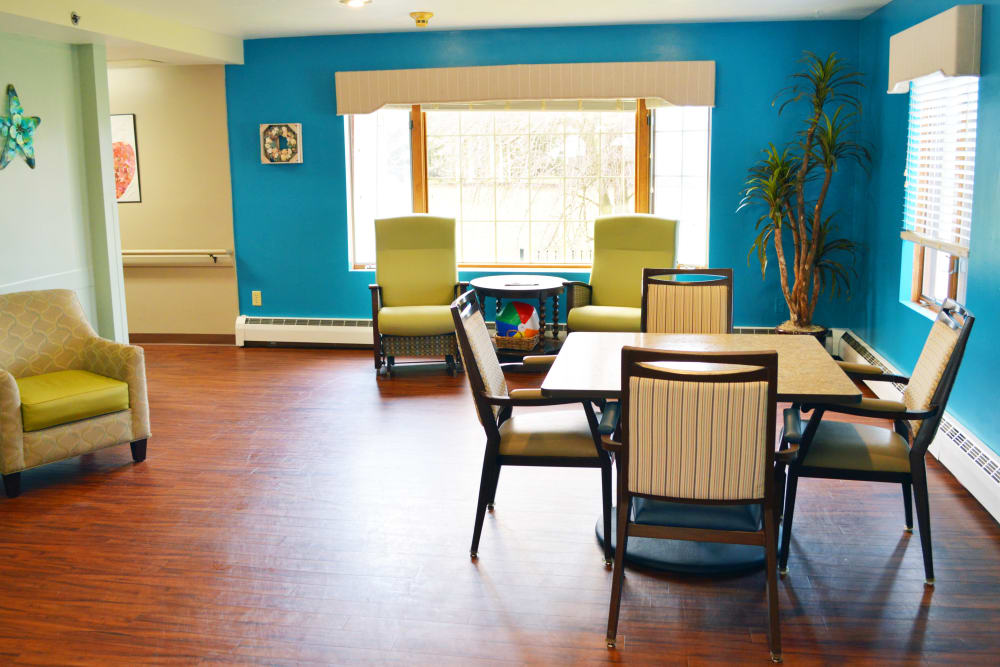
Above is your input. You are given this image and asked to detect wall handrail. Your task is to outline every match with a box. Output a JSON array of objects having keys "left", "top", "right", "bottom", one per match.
[{"left": 122, "top": 249, "right": 234, "bottom": 268}]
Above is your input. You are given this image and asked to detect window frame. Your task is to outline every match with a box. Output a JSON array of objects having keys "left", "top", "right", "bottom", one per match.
[{"left": 348, "top": 99, "right": 709, "bottom": 271}]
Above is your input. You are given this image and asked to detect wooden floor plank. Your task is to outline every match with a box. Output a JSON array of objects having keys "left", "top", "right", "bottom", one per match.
[{"left": 0, "top": 345, "right": 997, "bottom": 664}]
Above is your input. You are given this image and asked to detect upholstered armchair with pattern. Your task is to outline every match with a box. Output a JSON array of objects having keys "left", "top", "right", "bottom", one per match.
[
  {"left": 564, "top": 214, "right": 677, "bottom": 333},
  {"left": 778, "top": 300, "right": 974, "bottom": 585},
  {"left": 0, "top": 289, "right": 151, "bottom": 497},
  {"left": 369, "top": 215, "right": 469, "bottom": 377}
]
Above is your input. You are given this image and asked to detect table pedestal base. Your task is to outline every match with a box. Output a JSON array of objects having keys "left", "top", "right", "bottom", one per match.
[{"left": 596, "top": 499, "right": 767, "bottom": 574}]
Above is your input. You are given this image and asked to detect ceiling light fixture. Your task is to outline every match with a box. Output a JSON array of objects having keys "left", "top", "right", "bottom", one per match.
[
  {"left": 339, "top": 0, "right": 371, "bottom": 8},
  {"left": 410, "top": 11, "right": 433, "bottom": 27}
]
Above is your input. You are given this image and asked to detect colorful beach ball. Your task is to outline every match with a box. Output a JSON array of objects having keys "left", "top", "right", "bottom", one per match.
[{"left": 496, "top": 301, "right": 540, "bottom": 338}]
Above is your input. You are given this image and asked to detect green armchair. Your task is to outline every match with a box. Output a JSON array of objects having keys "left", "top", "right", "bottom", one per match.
[
  {"left": 565, "top": 214, "right": 677, "bottom": 333},
  {"left": 369, "top": 215, "right": 468, "bottom": 377},
  {"left": 0, "top": 289, "right": 151, "bottom": 497}
]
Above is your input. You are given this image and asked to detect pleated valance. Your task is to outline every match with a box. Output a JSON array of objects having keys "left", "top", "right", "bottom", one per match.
[
  {"left": 888, "top": 4, "right": 982, "bottom": 94},
  {"left": 334, "top": 61, "right": 716, "bottom": 115}
]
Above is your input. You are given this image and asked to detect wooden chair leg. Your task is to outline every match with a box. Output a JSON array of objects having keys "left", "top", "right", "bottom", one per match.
[
  {"left": 911, "top": 465, "right": 935, "bottom": 585},
  {"left": 902, "top": 481, "right": 913, "bottom": 532},
  {"left": 130, "top": 439, "right": 147, "bottom": 463},
  {"left": 470, "top": 452, "right": 497, "bottom": 558},
  {"left": 764, "top": 507, "right": 782, "bottom": 663},
  {"left": 601, "top": 461, "right": 613, "bottom": 566},
  {"left": 2, "top": 473, "right": 21, "bottom": 499},
  {"left": 778, "top": 471, "right": 799, "bottom": 574},
  {"left": 485, "top": 464, "right": 501, "bottom": 512},
  {"left": 606, "top": 496, "right": 630, "bottom": 648},
  {"left": 445, "top": 355, "right": 457, "bottom": 376}
]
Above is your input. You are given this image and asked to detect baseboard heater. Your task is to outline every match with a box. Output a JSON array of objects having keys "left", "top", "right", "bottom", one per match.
[{"left": 235, "top": 316, "right": 373, "bottom": 347}]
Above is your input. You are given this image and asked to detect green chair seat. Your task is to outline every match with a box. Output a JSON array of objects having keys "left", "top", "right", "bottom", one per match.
[
  {"left": 16, "top": 370, "right": 130, "bottom": 432},
  {"left": 378, "top": 305, "right": 456, "bottom": 337},
  {"left": 566, "top": 305, "right": 641, "bottom": 333},
  {"left": 803, "top": 421, "right": 911, "bottom": 473}
]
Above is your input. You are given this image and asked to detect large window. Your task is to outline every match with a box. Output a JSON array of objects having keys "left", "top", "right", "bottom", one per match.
[
  {"left": 901, "top": 74, "right": 978, "bottom": 309},
  {"left": 346, "top": 102, "right": 711, "bottom": 268}
]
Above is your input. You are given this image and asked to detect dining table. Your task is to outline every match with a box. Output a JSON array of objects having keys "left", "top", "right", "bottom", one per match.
[{"left": 540, "top": 331, "right": 862, "bottom": 574}]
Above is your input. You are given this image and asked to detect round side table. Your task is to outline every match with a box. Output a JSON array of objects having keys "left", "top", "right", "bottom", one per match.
[{"left": 469, "top": 275, "right": 565, "bottom": 351}]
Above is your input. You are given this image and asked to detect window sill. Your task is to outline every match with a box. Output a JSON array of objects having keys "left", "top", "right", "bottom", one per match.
[
  {"left": 901, "top": 298, "right": 937, "bottom": 322},
  {"left": 351, "top": 264, "right": 592, "bottom": 272}
]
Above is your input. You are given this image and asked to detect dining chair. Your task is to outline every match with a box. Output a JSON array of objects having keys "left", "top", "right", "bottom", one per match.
[
  {"left": 450, "top": 290, "right": 614, "bottom": 564},
  {"left": 641, "top": 267, "right": 734, "bottom": 334},
  {"left": 602, "top": 347, "right": 782, "bottom": 662},
  {"left": 778, "top": 299, "right": 974, "bottom": 584},
  {"left": 564, "top": 214, "right": 677, "bottom": 333}
]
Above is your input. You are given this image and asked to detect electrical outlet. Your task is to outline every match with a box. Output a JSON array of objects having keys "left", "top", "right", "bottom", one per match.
[{"left": 251, "top": 290, "right": 262, "bottom": 307}]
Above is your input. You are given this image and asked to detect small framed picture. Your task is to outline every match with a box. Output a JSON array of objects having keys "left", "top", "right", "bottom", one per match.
[
  {"left": 260, "top": 123, "right": 303, "bottom": 164},
  {"left": 111, "top": 114, "right": 141, "bottom": 202}
]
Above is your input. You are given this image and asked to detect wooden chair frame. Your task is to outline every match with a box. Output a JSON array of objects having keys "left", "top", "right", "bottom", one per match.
[
  {"left": 450, "top": 290, "right": 615, "bottom": 564},
  {"left": 369, "top": 281, "right": 469, "bottom": 377},
  {"left": 778, "top": 300, "right": 975, "bottom": 585},
  {"left": 602, "top": 347, "right": 782, "bottom": 662},
  {"left": 640, "top": 267, "right": 734, "bottom": 333}
]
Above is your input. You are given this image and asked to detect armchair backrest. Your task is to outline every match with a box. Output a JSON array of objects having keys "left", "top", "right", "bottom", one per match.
[
  {"left": 907, "top": 300, "right": 974, "bottom": 449},
  {"left": 450, "top": 290, "right": 507, "bottom": 431},
  {"left": 641, "top": 268, "right": 733, "bottom": 334},
  {"left": 0, "top": 289, "right": 94, "bottom": 378},
  {"left": 589, "top": 215, "right": 677, "bottom": 308},
  {"left": 375, "top": 215, "right": 457, "bottom": 307},
  {"left": 619, "top": 347, "right": 778, "bottom": 503}
]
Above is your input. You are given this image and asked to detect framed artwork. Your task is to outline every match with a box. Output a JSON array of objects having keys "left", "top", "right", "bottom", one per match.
[
  {"left": 111, "top": 114, "right": 141, "bottom": 202},
  {"left": 260, "top": 123, "right": 303, "bottom": 164}
]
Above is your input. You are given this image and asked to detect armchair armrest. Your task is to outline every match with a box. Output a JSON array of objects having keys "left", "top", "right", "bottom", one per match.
[
  {"left": 0, "top": 371, "right": 25, "bottom": 474},
  {"left": 455, "top": 282, "right": 470, "bottom": 298},
  {"left": 600, "top": 434, "right": 622, "bottom": 454},
  {"left": 482, "top": 391, "right": 582, "bottom": 407},
  {"left": 83, "top": 337, "right": 151, "bottom": 440},
  {"left": 782, "top": 407, "right": 802, "bottom": 445},
  {"left": 803, "top": 397, "right": 936, "bottom": 422},
  {"left": 837, "top": 360, "right": 909, "bottom": 384},
  {"left": 522, "top": 355, "right": 557, "bottom": 367},
  {"left": 598, "top": 401, "right": 620, "bottom": 435},
  {"left": 563, "top": 281, "right": 592, "bottom": 311}
]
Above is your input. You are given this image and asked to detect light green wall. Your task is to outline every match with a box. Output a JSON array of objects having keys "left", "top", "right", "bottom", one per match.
[{"left": 0, "top": 32, "right": 126, "bottom": 340}]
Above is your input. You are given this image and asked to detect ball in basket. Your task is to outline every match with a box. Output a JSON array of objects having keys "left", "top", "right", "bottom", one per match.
[{"left": 495, "top": 301, "right": 540, "bottom": 338}]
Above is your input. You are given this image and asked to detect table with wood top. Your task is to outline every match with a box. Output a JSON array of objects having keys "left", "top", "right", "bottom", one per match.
[{"left": 541, "top": 332, "right": 862, "bottom": 573}]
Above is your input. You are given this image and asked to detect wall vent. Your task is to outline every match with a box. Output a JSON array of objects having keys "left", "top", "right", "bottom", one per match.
[{"left": 840, "top": 330, "right": 1000, "bottom": 523}]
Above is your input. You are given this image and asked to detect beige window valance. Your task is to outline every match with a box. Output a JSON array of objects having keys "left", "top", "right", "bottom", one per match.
[
  {"left": 334, "top": 61, "right": 716, "bottom": 115},
  {"left": 888, "top": 4, "right": 982, "bottom": 94}
]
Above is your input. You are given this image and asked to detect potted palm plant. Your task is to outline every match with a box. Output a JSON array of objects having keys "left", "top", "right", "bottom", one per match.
[{"left": 739, "top": 52, "right": 871, "bottom": 337}]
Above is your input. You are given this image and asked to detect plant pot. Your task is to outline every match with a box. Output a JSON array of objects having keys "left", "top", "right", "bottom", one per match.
[{"left": 775, "top": 321, "right": 830, "bottom": 349}]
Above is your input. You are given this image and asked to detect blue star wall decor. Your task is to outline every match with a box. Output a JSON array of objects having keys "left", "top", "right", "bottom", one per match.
[{"left": 0, "top": 84, "right": 41, "bottom": 170}]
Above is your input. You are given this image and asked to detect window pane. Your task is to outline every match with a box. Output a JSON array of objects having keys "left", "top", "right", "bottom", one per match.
[
  {"left": 425, "top": 108, "right": 635, "bottom": 264},
  {"left": 348, "top": 109, "right": 412, "bottom": 266},
  {"left": 652, "top": 107, "right": 711, "bottom": 267}
]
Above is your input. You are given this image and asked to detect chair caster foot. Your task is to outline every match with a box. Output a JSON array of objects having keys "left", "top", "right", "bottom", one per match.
[
  {"left": 2, "top": 472, "right": 21, "bottom": 498},
  {"left": 779, "top": 567, "right": 789, "bottom": 577},
  {"left": 606, "top": 639, "right": 616, "bottom": 649},
  {"left": 603, "top": 558, "right": 612, "bottom": 567},
  {"left": 770, "top": 651, "right": 782, "bottom": 663},
  {"left": 470, "top": 551, "right": 478, "bottom": 560},
  {"left": 924, "top": 578, "right": 935, "bottom": 587},
  {"left": 904, "top": 526, "right": 913, "bottom": 533},
  {"left": 486, "top": 503, "right": 494, "bottom": 512}
]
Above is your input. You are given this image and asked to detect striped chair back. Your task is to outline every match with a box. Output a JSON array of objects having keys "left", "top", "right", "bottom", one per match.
[
  {"left": 906, "top": 300, "right": 974, "bottom": 447},
  {"left": 641, "top": 268, "right": 733, "bottom": 334},
  {"left": 620, "top": 347, "right": 777, "bottom": 502},
  {"left": 450, "top": 290, "right": 508, "bottom": 427}
]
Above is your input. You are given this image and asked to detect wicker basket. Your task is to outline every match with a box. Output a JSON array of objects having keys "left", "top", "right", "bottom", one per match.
[{"left": 493, "top": 334, "right": 540, "bottom": 351}]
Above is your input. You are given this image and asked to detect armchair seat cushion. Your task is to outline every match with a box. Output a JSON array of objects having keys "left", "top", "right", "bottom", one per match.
[
  {"left": 567, "top": 305, "right": 641, "bottom": 332},
  {"left": 803, "top": 421, "right": 911, "bottom": 473},
  {"left": 378, "top": 306, "right": 456, "bottom": 337},
  {"left": 499, "top": 410, "right": 599, "bottom": 458},
  {"left": 16, "top": 370, "right": 129, "bottom": 432}
]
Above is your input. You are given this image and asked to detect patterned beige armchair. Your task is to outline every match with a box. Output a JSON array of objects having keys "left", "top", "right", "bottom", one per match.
[{"left": 0, "top": 289, "right": 151, "bottom": 497}]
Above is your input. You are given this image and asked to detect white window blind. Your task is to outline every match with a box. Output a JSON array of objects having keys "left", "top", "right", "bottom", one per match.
[{"left": 901, "top": 74, "right": 979, "bottom": 258}]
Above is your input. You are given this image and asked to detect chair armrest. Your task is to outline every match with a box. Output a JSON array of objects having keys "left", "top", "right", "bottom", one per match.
[
  {"left": 782, "top": 407, "right": 802, "bottom": 444},
  {"left": 804, "top": 397, "right": 936, "bottom": 422},
  {"left": 837, "top": 360, "right": 909, "bottom": 384},
  {"left": 83, "top": 337, "right": 151, "bottom": 440},
  {"left": 598, "top": 401, "right": 620, "bottom": 435},
  {"left": 455, "top": 282, "right": 470, "bottom": 298},
  {"left": 0, "top": 371, "right": 25, "bottom": 474},
  {"left": 600, "top": 434, "right": 622, "bottom": 454},
  {"left": 563, "top": 281, "right": 592, "bottom": 311},
  {"left": 483, "top": 391, "right": 581, "bottom": 407},
  {"left": 522, "top": 355, "right": 557, "bottom": 367},
  {"left": 776, "top": 444, "right": 800, "bottom": 464}
]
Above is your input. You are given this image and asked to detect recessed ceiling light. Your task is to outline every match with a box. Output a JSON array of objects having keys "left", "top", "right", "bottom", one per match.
[{"left": 339, "top": 0, "right": 371, "bottom": 8}]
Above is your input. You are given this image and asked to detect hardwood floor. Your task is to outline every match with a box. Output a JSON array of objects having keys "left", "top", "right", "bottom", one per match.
[{"left": 1, "top": 345, "right": 998, "bottom": 664}]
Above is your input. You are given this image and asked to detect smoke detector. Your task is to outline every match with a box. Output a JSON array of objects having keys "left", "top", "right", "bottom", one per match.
[{"left": 410, "top": 11, "right": 433, "bottom": 27}]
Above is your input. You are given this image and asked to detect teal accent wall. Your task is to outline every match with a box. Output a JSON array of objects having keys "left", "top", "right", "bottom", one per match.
[
  {"left": 857, "top": 1, "right": 1000, "bottom": 454},
  {"left": 224, "top": 20, "right": 862, "bottom": 325}
]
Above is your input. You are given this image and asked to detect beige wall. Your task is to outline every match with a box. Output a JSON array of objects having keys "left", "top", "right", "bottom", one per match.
[{"left": 108, "top": 65, "right": 237, "bottom": 336}]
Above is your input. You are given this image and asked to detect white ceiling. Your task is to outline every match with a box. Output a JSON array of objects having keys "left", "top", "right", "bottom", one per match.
[{"left": 100, "top": 0, "right": 891, "bottom": 39}]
